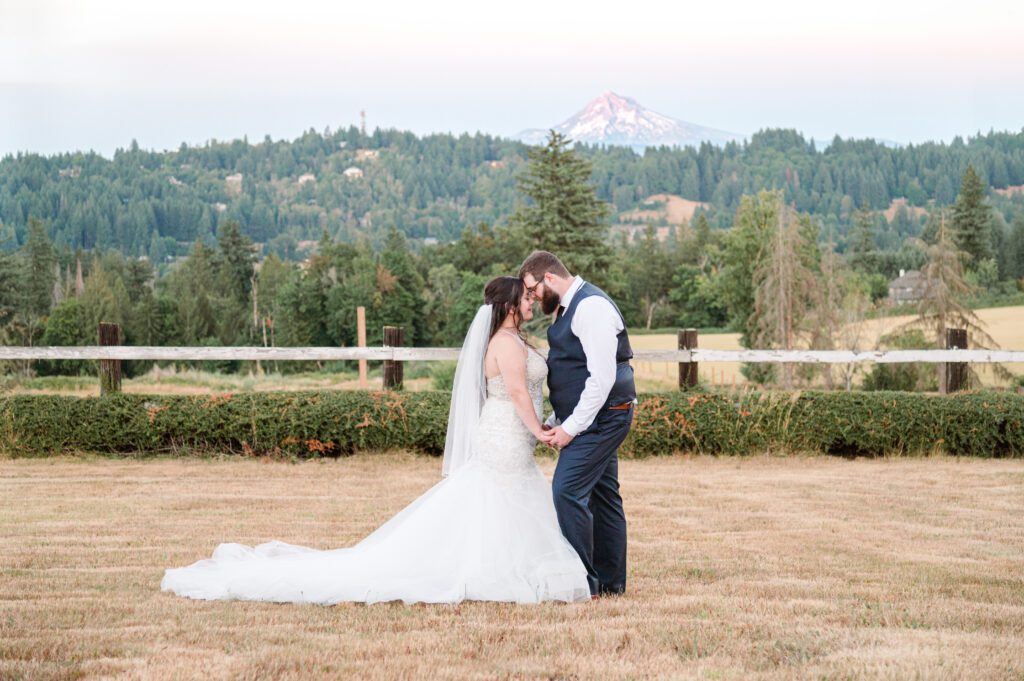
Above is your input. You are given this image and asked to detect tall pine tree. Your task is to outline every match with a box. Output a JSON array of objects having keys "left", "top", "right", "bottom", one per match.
[
  {"left": 21, "top": 218, "right": 56, "bottom": 320},
  {"left": 850, "top": 203, "right": 877, "bottom": 273},
  {"left": 950, "top": 165, "right": 992, "bottom": 271},
  {"left": 378, "top": 228, "right": 425, "bottom": 345},
  {"left": 718, "top": 190, "right": 780, "bottom": 346},
  {"left": 509, "top": 131, "right": 612, "bottom": 287},
  {"left": 1009, "top": 213, "right": 1024, "bottom": 282}
]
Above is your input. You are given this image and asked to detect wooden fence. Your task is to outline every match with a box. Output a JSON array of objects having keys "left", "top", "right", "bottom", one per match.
[{"left": 2, "top": 325, "right": 1022, "bottom": 394}]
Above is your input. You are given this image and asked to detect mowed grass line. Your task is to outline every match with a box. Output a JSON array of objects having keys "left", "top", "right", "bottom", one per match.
[{"left": 1, "top": 455, "right": 1023, "bottom": 680}]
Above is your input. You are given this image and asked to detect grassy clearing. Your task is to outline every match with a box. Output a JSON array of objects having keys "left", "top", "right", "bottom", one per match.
[
  {"left": 1, "top": 455, "right": 1022, "bottom": 679},
  {"left": 632, "top": 304, "right": 1024, "bottom": 390},
  {"left": 0, "top": 365, "right": 437, "bottom": 398}
]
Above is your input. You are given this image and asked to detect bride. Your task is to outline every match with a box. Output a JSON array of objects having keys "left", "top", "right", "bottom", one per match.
[{"left": 161, "top": 276, "right": 591, "bottom": 604}]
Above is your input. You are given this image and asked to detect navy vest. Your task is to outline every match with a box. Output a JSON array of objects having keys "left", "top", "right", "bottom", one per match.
[{"left": 547, "top": 281, "right": 636, "bottom": 425}]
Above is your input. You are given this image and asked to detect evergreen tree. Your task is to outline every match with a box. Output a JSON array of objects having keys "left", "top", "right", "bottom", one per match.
[
  {"left": 950, "top": 165, "right": 993, "bottom": 271},
  {"left": 325, "top": 243, "right": 379, "bottom": 347},
  {"left": 850, "top": 203, "right": 877, "bottom": 272},
  {"left": 129, "top": 292, "right": 175, "bottom": 347},
  {"left": 124, "top": 257, "right": 155, "bottom": 304},
  {"left": 253, "top": 254, "right": 292, "bottom": 346},
  {"left": 422, "top": 264, "right": 461, "bottom": 345},
  {"left": 447, "top": 223, "right": 513, "bottom": 275},
  {"left": 693, "top": 213, "right": 711, "bottom": 255},
  {"left": 216, "top": 219, "right": 257, "bottom": 305},
  {"left": 0, "top": 249, "right": 18, "bottom": 330},
  {"left": 1008, "top": 213, "right": 1024, "bottom": 282},
  {"left": 164, "top": 242, "right": 218, "bottom": 345},
  {"left": 718, "top": 190, "right": 780, "bottom": 345},
  {"left": 275, "top": 269, "right": 330, "bottom": 352},
  {"left": 38, "top": 297, "right": 92, "bottom": 375},
  {"left": 378, "top": 228, "right": 424, "bottom": 344},
  {"left": 79, "top": 257, "right": 131, "bottom": 334},
  {"left": 509, "top": 131, "right": 612, "bottom": 287},
  {"left": 21, "top": 218, "right": 56, "bottom": 320},
  {"left": 625, "top": 225, "right": 673, "bottom": 329}
]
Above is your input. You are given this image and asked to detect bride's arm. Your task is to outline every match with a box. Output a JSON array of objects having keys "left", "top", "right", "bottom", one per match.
[{"left": 493, "top": 335, "right": 546, "bottom": 440}]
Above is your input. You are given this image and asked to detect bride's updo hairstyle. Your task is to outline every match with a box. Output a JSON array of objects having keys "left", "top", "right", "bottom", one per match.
[{"left": 484, "top": 276, "right": 527, "bottom": 342}]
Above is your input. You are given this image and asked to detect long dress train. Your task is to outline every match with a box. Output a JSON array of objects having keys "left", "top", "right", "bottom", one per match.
[{"left": 160, "top": 346, "right": 590, "bottom": 604}]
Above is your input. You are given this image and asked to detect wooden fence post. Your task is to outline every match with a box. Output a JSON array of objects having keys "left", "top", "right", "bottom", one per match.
[
  {"left": 678, "top": 328, "right": 698, "bottom": 389},
  {"left": 383, "top": 325, "right": 404, "bottom": 390},
  {"left": 945, "top": 327, "right": 968, "bottom": 393},
  {"left": 98, "top": 322, "right": 122, "bottom": 395},
  {"left": 357, "top": 306, "right": 368, "bottom": 389}
]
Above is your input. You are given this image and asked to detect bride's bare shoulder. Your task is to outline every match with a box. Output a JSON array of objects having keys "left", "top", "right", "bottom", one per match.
[{"left": 486, "top": 331, "right": 527, "bottom": 360}]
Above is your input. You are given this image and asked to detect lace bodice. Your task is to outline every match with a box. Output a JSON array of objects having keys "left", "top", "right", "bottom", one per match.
[
  {"left": 485, "top": 345, "right": 547, "bottom": 403},
  {"left": 471, "top": 339, "right": 547, "bottom": 476}
]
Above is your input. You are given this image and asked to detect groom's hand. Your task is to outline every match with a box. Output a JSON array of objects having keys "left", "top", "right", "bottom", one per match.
[{"left": 547, "top": 426, "right": 574, "bottom": 449}]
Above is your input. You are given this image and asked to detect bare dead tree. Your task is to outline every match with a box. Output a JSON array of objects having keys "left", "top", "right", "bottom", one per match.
[
  {"left": 752, "top": 206, "right": 818, "bottom": 389},
  {"left": 896, "top": 213, "right": 1014, "bottom": 390}
]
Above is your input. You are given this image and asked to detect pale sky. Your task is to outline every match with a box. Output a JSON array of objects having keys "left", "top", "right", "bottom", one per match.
[{"left": 2, "top": 0, "right": 1023, "bottom": 157}]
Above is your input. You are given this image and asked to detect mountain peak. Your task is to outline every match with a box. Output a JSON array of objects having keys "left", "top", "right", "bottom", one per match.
[{"left": 517, "top": 93, "right": 744, "bottom": 150}]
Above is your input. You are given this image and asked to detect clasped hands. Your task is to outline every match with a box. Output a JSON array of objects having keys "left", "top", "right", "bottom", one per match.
[{"left": 537, "top": 423, "right": 574, "bottom": 449}]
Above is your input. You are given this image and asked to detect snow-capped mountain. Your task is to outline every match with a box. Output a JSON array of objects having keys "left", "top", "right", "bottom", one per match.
[{"left": 516, "top": 92, "right": 744, "bottom": 150}]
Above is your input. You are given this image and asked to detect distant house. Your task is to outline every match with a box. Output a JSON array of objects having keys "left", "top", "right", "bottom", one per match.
[
  {"left": 888, "top": 269, "right": 926, "bottom": 304},
  {"left": 297, "top": 173, "right": 316, "bottom": 186},
  {"left": 355, "top": 149, "right": 379, "bottom": 161},
  {"left": 343, "top": 167, "right": 364, "bottom": 180},
  {"left": 225, "top": 173, "right": 243, "bottom": 196}
]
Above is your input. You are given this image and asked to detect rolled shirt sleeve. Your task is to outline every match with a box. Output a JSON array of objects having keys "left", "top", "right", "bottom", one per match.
[{"left": 559, "top": 296, "right": 624, "bottom": 437}]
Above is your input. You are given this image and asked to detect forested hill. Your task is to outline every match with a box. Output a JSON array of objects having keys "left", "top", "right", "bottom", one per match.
[{"left": 2, "top": 126, "right": 1024, "bottom": 261}]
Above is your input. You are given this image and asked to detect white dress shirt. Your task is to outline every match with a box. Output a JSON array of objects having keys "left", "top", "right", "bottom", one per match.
[{"left": 545, "top": 276, "right": 626, "bottom": 437}]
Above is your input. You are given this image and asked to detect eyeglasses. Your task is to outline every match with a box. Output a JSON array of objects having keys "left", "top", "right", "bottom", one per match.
[{"left": 524, "top": 280, "right": 542, "bottom": 297}]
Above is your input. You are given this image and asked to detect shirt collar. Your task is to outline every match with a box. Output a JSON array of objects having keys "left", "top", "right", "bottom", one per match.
[{"left": 560, "top": 275, "right": 585, "bottom": 310}]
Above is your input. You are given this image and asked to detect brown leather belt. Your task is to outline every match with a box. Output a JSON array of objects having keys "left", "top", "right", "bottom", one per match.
[{"left": 607, "top": 402, "right": 633, "bottom": 411}]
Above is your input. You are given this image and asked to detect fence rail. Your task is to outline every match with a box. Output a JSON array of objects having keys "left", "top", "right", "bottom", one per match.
[
  {"left": 2, "top": 346, "right": 1023, "bottom": 363},
  {"left": 3, "top": 322, "right": 1021, "bottom": 394}
]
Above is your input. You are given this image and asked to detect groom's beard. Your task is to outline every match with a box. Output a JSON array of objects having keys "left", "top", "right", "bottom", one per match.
[{"left": 540, "top": 288, "right": 561, "bottom": 316}]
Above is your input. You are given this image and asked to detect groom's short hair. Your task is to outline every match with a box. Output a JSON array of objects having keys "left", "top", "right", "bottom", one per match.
[{"left": 518, "top": 251, "right": 570, "bottom": 281}]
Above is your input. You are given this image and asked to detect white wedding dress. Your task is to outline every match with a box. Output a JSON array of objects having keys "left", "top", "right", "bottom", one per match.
[{"left": 161, "top": 339, "right": 591, "bottom": 604}]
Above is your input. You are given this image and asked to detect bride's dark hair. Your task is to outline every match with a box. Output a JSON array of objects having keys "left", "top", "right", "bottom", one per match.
[{"left": 484, "top": 276, "right": 528, "bottom": 343}]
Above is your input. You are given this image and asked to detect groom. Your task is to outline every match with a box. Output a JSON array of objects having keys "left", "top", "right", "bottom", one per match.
[{"left": 519, "top": 251, "right": 636, "bottom": 598}]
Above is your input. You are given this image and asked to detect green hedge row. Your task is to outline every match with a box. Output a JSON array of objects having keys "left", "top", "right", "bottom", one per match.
[{"left": 1, "top": 389, "right": 1022, "bottom": 458}]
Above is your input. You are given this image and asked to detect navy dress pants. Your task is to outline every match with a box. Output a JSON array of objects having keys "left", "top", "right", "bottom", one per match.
[{"left": 551, "top": 406, "right": 632, "bottom": 596}]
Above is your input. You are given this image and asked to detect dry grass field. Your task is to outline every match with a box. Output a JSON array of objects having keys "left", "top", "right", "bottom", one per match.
[
  {"left": 2, "top": 454, "right": 1023, "bottom": 680},
  {"left": 632, "top": 305, "right": 1024, "bottom": 390},
  {"left": 2, "top": 367, "right": 436, "bottom": 398}
]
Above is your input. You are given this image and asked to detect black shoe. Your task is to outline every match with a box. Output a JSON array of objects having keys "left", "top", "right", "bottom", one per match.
[{"left": 598, "top": 584, "right": 625, "bottom": 596}]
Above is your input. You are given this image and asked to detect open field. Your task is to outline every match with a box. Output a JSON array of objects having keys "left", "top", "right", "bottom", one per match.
[
  {"left": 2, "top": 455, "right": 1023, "bottom": 680},
  {"left": 632, "top": 305, "right": 1024, "bottom": 390},
  {"left": 0, "top": 366, "right": 436, "bottom": 398}
]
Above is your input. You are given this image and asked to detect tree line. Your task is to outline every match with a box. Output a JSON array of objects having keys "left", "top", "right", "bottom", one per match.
[
  {"left": 2, "top": 132, "right": 1023, "bottom": 390},
  {"left": 2, "top": 125, "right": 1024, "bottom": 265}
]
